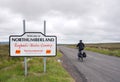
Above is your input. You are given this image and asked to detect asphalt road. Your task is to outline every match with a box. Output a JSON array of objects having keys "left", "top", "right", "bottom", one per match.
[{"left": 59, "top": 46, "right": 120, "bottom": 82}]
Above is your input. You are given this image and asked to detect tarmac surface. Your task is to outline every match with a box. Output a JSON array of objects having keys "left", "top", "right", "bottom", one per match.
[{"left": 59, "top": 46, "right": 120, "bottom": 82}]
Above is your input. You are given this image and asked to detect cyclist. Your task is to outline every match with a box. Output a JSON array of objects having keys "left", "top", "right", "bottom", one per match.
[{"left": 76, "top": 40, "right": 85, "bottom": 55}]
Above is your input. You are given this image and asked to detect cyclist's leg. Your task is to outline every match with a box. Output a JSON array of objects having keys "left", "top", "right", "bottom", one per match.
[
  {"left": 78, "top": 49, "right": 81, "bottom": 60},
  {"left": 79, "top": 50, "right": 82, "bottom": 55},
  {"left": 79, "top": 50, "right": 83, "bottom": 62}
]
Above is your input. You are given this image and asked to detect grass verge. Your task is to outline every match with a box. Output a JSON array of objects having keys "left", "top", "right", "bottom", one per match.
[
  {"left": 0, "top": 45, "right": 75, "bottom": 82},
  {"left": 67, "top": 44, "right": 120, "bottom": 57},
  {"left": 85, "top": 47, "right": 120, "bottom": 57}
]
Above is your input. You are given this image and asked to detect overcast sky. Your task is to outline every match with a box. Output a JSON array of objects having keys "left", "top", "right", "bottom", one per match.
[{"left": 0, "top": 0, "right": 120, "bottom": 44}]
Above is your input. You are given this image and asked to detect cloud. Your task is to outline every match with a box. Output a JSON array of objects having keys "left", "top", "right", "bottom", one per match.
[
  {"left": 0, "top": 0, "right": 120, "bottom": 43},
  {"left": 0, "top": 7, "right": 24, "bottom": 41},
  {"left": 0, "top": 0, "right": 111, "bottom": 19}
]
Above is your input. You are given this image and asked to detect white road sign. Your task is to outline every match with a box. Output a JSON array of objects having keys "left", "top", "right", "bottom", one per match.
[{"left": 9, "top": 32, "right": 57, "bottom": 57}]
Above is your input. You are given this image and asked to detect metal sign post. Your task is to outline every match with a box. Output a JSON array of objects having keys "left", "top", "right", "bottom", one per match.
[
  {"left": 9, "top": 20, "right": 57, "bottom": 75},
  {"left": 44, "top": 20, "right": 46, "bottom": 73},
  {"left": 23, "top": 20, "right": 27, "bottom": 76}
]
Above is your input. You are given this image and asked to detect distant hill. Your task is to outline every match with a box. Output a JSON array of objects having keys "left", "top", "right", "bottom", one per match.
[{"left": 0, "top": 42, "right": 9, "bottom": 45}]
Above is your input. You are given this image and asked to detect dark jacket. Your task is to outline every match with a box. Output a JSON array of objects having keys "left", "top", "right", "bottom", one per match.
[{"left": 76, "top": 42, "right": 85, "bottom": 51}]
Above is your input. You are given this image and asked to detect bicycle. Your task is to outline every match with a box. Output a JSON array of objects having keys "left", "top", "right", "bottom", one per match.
[{"left": 78, "top": 51, "right": 86, "bottom": 62}]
